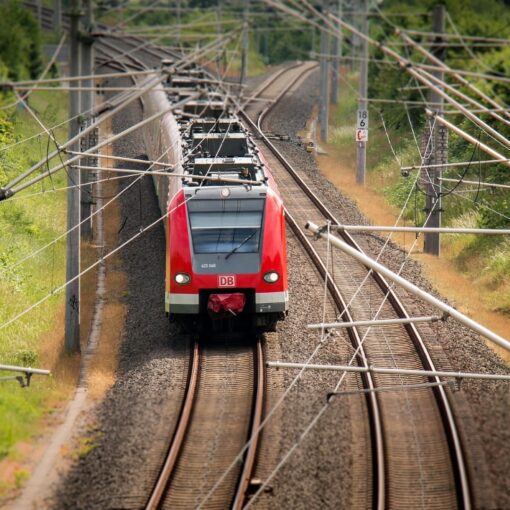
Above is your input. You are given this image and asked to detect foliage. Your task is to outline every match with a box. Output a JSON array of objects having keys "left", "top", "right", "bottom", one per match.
[
  {"left": 0, "top": 0, "right": 42, "bottom": 80},
  {"left": 477, "top": 196, "right": 510, "bottom": 229},
  {"left": 327, "top": 0, "right": 510, "bottom": 319}
]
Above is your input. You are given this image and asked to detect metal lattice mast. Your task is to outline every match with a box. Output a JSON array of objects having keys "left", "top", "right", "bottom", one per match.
[{"left": 423, "top": 4, "right": 447, "bottom": 256}]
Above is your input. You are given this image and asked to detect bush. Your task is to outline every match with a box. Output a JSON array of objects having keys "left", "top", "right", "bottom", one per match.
[
  {"left": 477, "top": 196, "right": 510, "bottom": 229},
  {"left": 0, "top": 0, "right": 42, "bottom": 81}
]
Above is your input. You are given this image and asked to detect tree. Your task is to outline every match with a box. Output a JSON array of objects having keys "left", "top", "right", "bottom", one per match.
[{"left": 0, "top": 0, "right": 42, "bottom": 81}]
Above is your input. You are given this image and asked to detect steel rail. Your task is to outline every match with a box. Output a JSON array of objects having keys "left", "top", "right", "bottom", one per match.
[
  {"left": 284, "top": 210, "right": 385, "bottom": 509},
  {"left": 231, "top": 338, "right": 266, "bottom": 510},
  {"left": 145, "top": 339, "right": 201, "bottom": 510},
  {"left": 238, "top": 67, "right": 471, "bottom": 509},
  {"left": 256, "top": 62, "right": 319, "bottom": 132}
]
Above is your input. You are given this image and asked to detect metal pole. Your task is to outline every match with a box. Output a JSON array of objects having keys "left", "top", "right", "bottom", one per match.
[
  {"left": 36, "top": 0, "right": 42, "bottom": 28},
  {"left": 306, "top": 221, "right": 510, "bottom": 352},
  {"left": 319, "top": 0, "right": 329, "bottom": 142},
  {"left": 0, "top": 364, "right": 51, "bottom": 376},
  {"left": 66, "top": 0, "right": 81, "bottom": 353},
  {"left": 53, "top": 0, "right": 62, "bottom": 33},
  {"left": 240, "top": 0, "right": 249, "bottom": 87},
  {"left": 267, "top": 361, "right": 510, "bottom": 382},
  {"left": 349, "top": 0, "right": 356, "bottom": 72},
  {"left": 308, "top": 315, "right": 442, "bottom": 330},
  {"left": 330, "top": 0, "right": 342, "bottom": 104},
  {"left": 80, "top": 0, "right": 94, "bottom": 239},
  {"left": 216, "top": 0, "right": 222, "bottom": 73},
  {"left": 330, "top": 225, "right": 510, "bottom": 235},
  {"left": 356, "top": 0, "right": 367, "bottom": 184},
  {"left": 401, "top": 158, "right": 510, "bottom": 172},
  {"left": 423, "top": 4, "right": 446, "bottom": 256}
]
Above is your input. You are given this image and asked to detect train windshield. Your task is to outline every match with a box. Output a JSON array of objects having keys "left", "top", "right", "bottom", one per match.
[{"left": 188, "top": 198, "right": 264, "bottom": 254}]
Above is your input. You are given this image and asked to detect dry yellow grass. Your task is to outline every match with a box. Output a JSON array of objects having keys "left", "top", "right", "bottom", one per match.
[{"left": 87, "top": 124, "right": 126, "bottom": 400}]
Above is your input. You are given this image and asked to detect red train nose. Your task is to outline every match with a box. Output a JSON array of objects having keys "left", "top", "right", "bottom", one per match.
[{"left": 207, "top": 293, "right": 246, "bottom": 316}]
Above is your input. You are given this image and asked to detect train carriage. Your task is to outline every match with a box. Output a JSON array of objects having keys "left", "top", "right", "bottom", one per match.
[{"left": 142, "top": 67, "right": 289, "bottom": 332}]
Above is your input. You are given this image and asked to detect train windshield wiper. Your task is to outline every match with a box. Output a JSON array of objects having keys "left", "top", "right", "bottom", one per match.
[{"left": 225, "top": 231, "right": 257, "bottom": 259}]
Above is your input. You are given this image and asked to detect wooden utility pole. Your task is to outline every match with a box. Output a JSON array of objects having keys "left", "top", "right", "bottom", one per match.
[
  {"left": 65, "top": 0, "right": 81, "bottom": 353},
  {"left": 80, "top": 0, "right": 94, "bottom": 239},
  {"left": 330, "top": 0, "right": 342, "bottom": 105},
  {"left": 356, "top": 0, "right": 368, "bottom": 184},
  {"left": 423, "top": 4, "right": 447, "bottom": 256},
  {"left": 319, "top": 0, "right": 329, "bottom": 142}
]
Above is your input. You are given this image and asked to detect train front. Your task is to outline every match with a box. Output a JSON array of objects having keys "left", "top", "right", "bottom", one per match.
[{"left": 166, "top": 182, "right": 288, "bottom": 333}]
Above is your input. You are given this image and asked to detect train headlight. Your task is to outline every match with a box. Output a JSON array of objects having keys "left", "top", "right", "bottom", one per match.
[
  {"left": 174, "top": 272, "right": 191, "bottom": 285},
  {"left": 263, "top": 271, "right": 279, "bottom": 284}
]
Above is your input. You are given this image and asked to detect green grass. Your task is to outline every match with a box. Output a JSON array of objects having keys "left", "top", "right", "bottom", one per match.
[{"left": 0, "top": 89, "right": 71, "bottom": 468}]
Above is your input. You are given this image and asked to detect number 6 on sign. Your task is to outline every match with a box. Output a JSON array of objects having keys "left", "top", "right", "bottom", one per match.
[{"left": 357, "top": 109, "right": 369, "bottom": 130}]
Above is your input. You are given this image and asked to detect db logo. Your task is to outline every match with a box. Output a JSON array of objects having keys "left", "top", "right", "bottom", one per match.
[{"left": 218, "top": 275, "right": 236, "bottom": 287}]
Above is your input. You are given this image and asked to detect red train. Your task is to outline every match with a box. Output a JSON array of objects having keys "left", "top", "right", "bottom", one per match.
[{"left": 142, "top": 68, "right": 289, "bottom": 332}]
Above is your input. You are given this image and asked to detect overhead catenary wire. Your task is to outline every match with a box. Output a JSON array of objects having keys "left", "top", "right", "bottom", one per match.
[
  {"left": 398, "top": 31, "right": 510, "bottom": 120},
  {"left": 0, "top": 78, "right": 244, "bottom": 332},
  {"left": 4, "top": 173, "right": 139, "bottom": 202},
  {"left": 265, "top": 0, "right": 510, "bottom": 153},
  {"left": 0, "top": 31, "right": 238, "bottom": 198},
  {"left": 194, "top": 10, "right": 508, "bottom": 503},
  {"left": 1, "top": 30, "right": 243, "bottom": 273},
  {"left": 308, "top": 221, "right": 510, "bottom": 350},
  {"left": 240, "top": 203, "right": 441, "bottom": 510},
  {"left": 75, "top": 164, "right": 264, "bottom": 185},
  {"left": 198, "top": 47, "right": 444, "bottom": 506},
  {"left": 439, "top": 177, "right": 510, "bottom": 191},
  {"left": 404, "top": 28, "right": 510, "bottom": 44},
  {"left": 426, "top": 110, "right": 510, "bottom": 169}
]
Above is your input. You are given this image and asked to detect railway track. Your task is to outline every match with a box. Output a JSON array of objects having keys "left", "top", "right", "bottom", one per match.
[
  {"left": 21, "top": 6, "right": 473, "bottom": 504},
  {"left": 61, "top": 28, "right": 269, "bottom": 510},
  {"left": 240, "top": 62, "right": 471, "bottom": 509},
  {"left": 145, "top": 337, "right": 265, "bottom": 510}
]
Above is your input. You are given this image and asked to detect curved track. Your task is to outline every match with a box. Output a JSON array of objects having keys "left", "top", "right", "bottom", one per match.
[
  {"left": 240, "top": 63, "right": 471, "bottom": 510},
  {"left": 24, "top": 7, "right": 472, "bottom": 505}
]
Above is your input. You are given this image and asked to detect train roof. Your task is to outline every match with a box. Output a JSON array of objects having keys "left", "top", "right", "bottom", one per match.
[{"left": 162, "top": 65, "right": 270, "bottom": 191}]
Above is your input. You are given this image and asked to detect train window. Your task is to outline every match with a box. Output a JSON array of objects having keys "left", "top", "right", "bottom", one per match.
[{"left": 188, "top": 199, "right": 264, "bottom": 254}]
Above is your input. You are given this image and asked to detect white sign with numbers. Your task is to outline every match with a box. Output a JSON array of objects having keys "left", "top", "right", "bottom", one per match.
[{"left": 357, "top": 109, "right": 369, "bottom": 129}]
